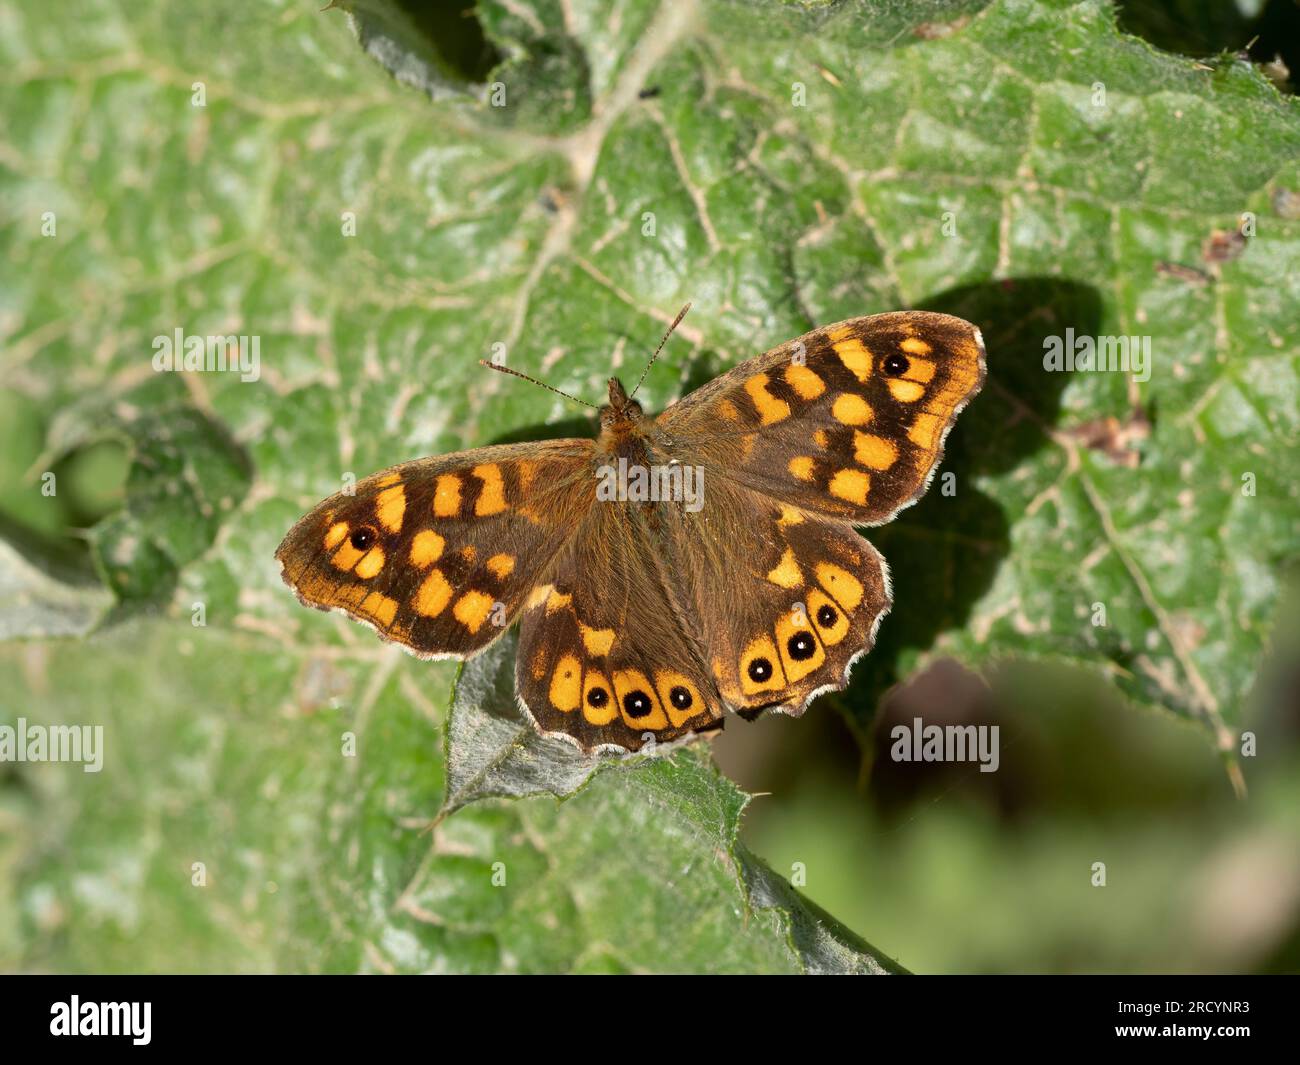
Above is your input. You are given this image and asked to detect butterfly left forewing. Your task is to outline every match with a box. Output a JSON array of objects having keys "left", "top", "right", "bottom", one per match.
[
  {"left": 276, "top": 441, "right": 594, "bottom": 658},
  {"left": 658, "top": 310, "right": 985, "bottom": 525}
]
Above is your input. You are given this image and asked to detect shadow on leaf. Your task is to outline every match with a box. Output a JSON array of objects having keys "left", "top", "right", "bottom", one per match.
[{"left": 835, "top": 278, "right": 1104, "bottom": 736}]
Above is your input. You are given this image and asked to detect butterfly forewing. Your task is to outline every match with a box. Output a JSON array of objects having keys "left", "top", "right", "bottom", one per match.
[
  {"left": 275, "top": 441, "right": 594, "bottom": 658},
  {"left": 657, "top": 311, "right": 985, "bottom": 525}
]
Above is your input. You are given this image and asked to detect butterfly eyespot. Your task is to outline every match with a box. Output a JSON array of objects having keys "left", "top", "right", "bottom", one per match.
[
  {"left": 747, "top": 657, "right": 773, "bottom": 682},
  {"left": 350, "top": 526, "right": 378, "bottom": 551},
  {"left": 586, "top": 686, "right": 609, "bottom": 708},
  {"left": 669, "top": 686, "right": 693, "bottom": 710},
  {"left": 622, "top": 690, "right": 653, "bottom": 718},
  {"left": 883, "top": 353, "right": 909, "bottom": 376},
  {"left": 816, "top": 604, "right": 838, "bottom": 627},
  {"left": 787, "top": 633, "right": 816, "bottom": 661}
]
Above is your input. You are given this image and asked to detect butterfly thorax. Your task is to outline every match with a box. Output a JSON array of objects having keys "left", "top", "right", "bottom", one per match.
[{"left": 596, "top": 376, "right": 651, "bottom": 454}]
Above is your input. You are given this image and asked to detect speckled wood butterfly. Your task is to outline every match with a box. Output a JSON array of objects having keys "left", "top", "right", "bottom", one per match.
[{"left": 277, "top": 310, "right": 985, "bottom": 753}]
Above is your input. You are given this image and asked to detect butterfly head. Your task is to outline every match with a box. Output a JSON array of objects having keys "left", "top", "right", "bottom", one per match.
[{"left": 599, "top": 377, "right": 644, "bottom": 433}]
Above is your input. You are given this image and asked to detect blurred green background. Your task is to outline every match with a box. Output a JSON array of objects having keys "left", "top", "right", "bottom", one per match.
[{"left": 1, "top": 0, "right": 1298, "bottom": 973}]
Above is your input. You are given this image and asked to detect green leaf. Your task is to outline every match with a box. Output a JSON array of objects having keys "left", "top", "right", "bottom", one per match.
[
  {"left": 441, "top": 631, "right": 607, "bottom": 816},
  {"left": 2, "top": 0, "right": 1297, "bottom": 971}
]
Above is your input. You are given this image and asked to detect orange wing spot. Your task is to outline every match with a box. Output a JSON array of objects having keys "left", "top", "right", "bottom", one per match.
[
  {"left": 744, "top": 373, "right": 792, "bottom": 425},
  {"left": 613, "top": 669, "right": 669, "bottom": 730},
  {"left": 654, "top": 670, "right": 705, "bottom": 728},
  {"left": 324, "top": 522, "right": 350, "bottom": 550},
  {"left": 330, "top": 540, "right": 366, "bottom": 572},
  {"left": 579, "top": 623, "right": 615, "bottom": 656},
  {"left": 527, "top": 584, "right": 553, "bottom": 609},
  {"left": 582, "top": 670, "right": 618, "bottom": 725},
  {"left": 777, "top": 505, "right": 804, "bottom": 527},
  {"left": 473, "top": 464, "right": 508, "bottom": 516},
  {"left": 354, "top": 545, "right": 386, "bottom": 579},
  {"left": 808, "top": 587, "right": 851, "bottom": 645},
  {"left": 486, "top": 553, "right": 515, "bottom": 579},
  {"left": 813, "top": 429, "right": 829, "bottom": 449},
  {"left": 775, "top": 605, "right": 826, "bottom": 682},
  {"left": 414, "top": 569, "right": 453, "bottom": 617},
  {"left": 530, "top": 647, "right": 549, "bottom": 681},
  {"left": 433, "top": 475, "right": 461, "bottom": 517},
  {"left": 887, "top": 378, "right": 925, "bottom": 403},
  {"left": 833, "top": 339, "right": 872, "bottom": 381},
  {"left": 409, "top": 530, "right": 445, "bottom": 569},
  {"left": 909, "top": 411, "right": 944, "bottom": 452},
  {"left": 718, "top": 399, "right": 741, "bottom": 422},
  {"left": 908, "top": 348, "right": 981, "bottom": 450},
  {"left": 712, "top": 655, "right": 742, "bottom": 704},
  {"left": 766, "top": 546, "right": 803, "bottom": 589},
  {"left": 784, "top": 363, "right": 825, "bottom": 400},
  {"left": 815, "top": 561, "right": 865, "bottom": 612},
  {"left": 739, "top": 634, "right": 785, "bottom": 696},
  {"left": 375, "top": 472, "right": 402, "bottom": 488},
  {"left": 854, "top": 432, "right": 899, "bottom": 470},
  {"left": 516, "top": 461, "right": 539, "bottom": 492},
  {"left": 360, "top": 591, "right": 399, "bottom": 628},
  {"left": 826, "top": 324, "right": 855, "bottom": 342},
  {"left": 740, "top": 432, "right": 757, "bottom": 460},
  {"left": 375, "top": 484, "right": 405, "bottom": 533},
  {"left": 545, "top": 588, "right": 572, "bottom": 614},
  {"left": 902, "top": 356, "right": 936, "bottom": 383},
  {"left": 831, "top": 393, "right": 873, "bottom": 426},
  {"left": 788, "top": 456, "right": 815, "bottom": 481},
  {"left": 453, "top": 589, "right": 495, "bottom": 633},
  {"left": 460, "top": 545, "right": 477, "bottom": 563},
  {"left": 829, "top": 468, "right": 870, "bottom": 504},
  {"left": 900, "top": 337, "right": 932, "bottom": 356},
  {"left": 549, "top": 653, "right": 582, "bottom": 712}
]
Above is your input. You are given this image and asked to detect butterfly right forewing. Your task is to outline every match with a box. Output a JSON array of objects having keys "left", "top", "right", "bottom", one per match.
[{"left": 657, "top": 311, "right": 985, "bottom": 526}]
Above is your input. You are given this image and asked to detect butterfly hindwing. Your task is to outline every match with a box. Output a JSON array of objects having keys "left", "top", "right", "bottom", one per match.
[
  {"left": 657, "top": 311, "right": 985, "bottom": 525},
  {"left": 514, "top": 500, "right": 723, "bottom": 752},
  {"left": 275, "top": 441, "right": 595, "bottom": 658},
  {"left": 660, "top": 482, "right": 892, "bottom": 718}
]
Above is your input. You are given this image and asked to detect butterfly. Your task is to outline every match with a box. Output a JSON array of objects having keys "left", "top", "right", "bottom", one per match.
[{"left": 276, "top": 309, "right": 985, "bottom": 754}]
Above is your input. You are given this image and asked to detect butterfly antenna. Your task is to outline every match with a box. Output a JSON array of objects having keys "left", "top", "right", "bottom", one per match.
[
  {"left": 630, "top": 302, "right": 691, "bottom": 399},
  {"left": 478, "top": 360, "right": 599, "bottom": 409}
]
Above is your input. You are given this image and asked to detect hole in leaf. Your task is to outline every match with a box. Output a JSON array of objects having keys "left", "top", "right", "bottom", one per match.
[{"left": 344, "top": 0, "right": 504, "bottom": 92}]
